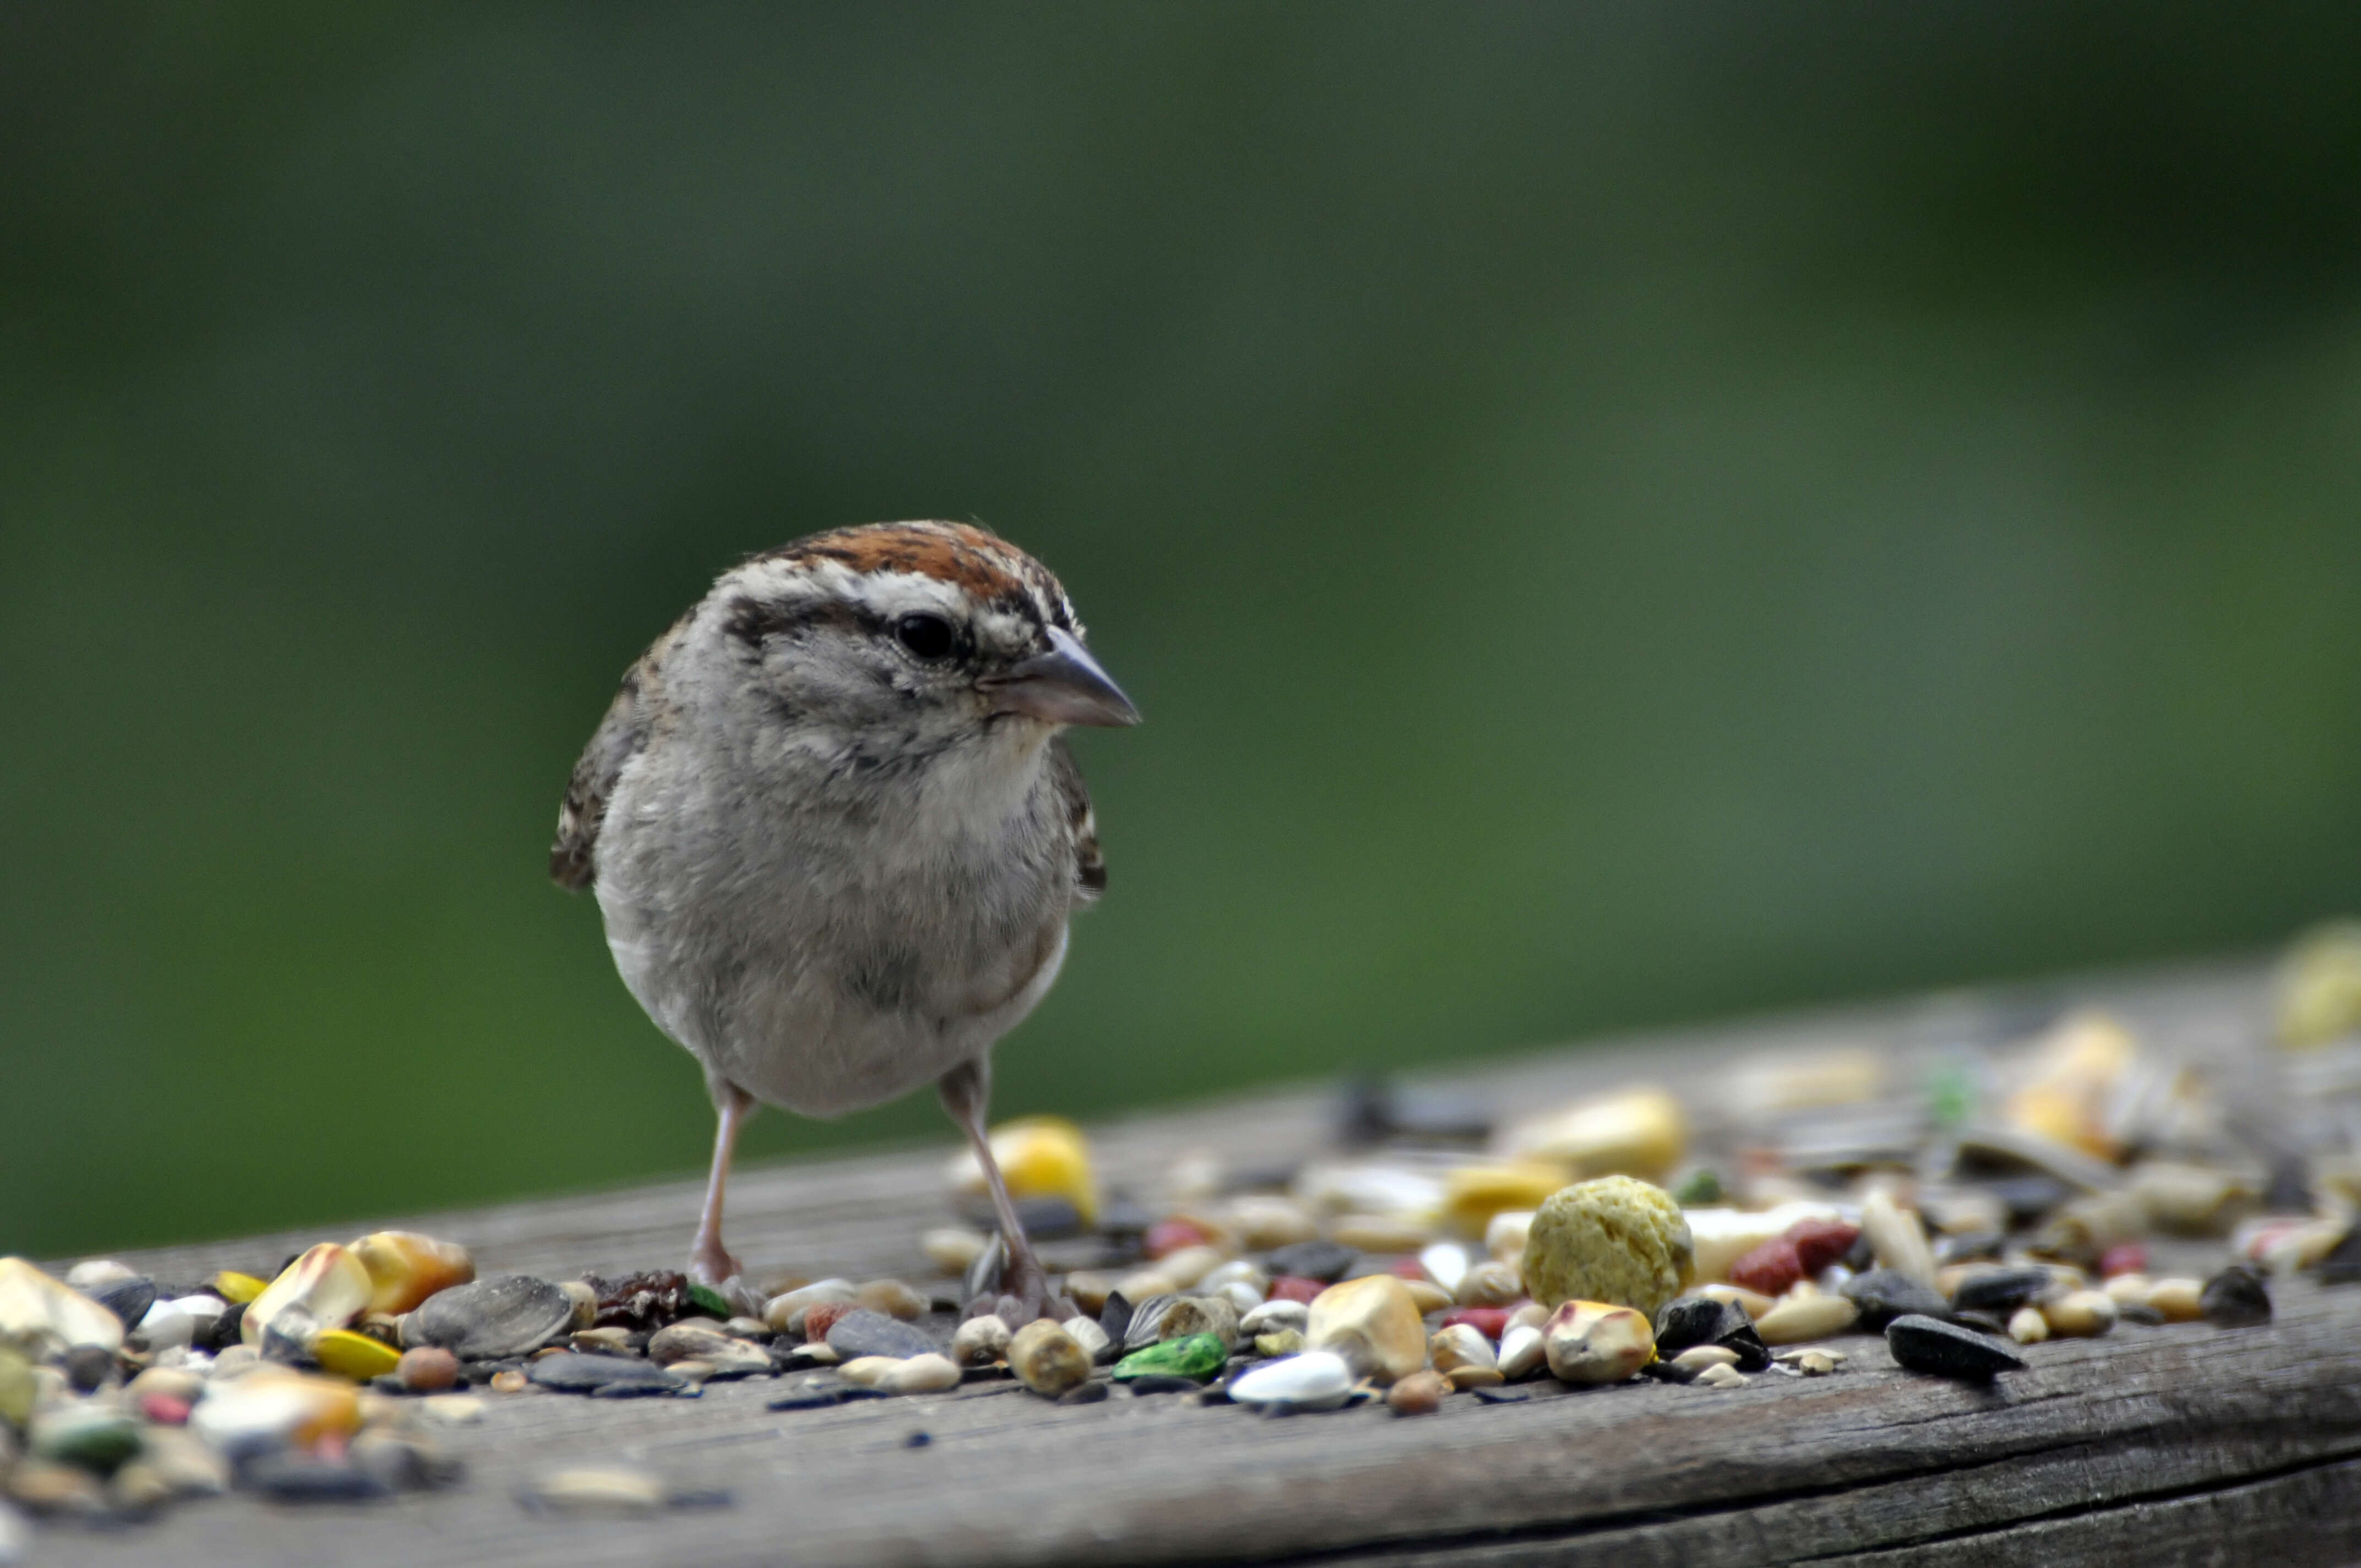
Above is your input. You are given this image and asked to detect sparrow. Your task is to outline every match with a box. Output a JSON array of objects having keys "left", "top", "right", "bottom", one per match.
[{"left": 551, "top": 520, "right": 1138, "bottom": 1320}]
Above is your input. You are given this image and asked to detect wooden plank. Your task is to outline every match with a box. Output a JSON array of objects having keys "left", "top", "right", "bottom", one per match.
[{"left": 29, "top": 961, "right": 2361, "bottom": 1567}]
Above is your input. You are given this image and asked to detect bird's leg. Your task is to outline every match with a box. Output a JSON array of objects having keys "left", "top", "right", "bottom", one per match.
[
  {"left": 939, "top": 1059, "right": 1074, "bottom": 1325},
  {"left": 688, "top": 1079, "right": 757, "bottom": 1292}
]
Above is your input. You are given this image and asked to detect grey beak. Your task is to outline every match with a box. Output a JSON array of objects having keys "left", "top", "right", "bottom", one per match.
[{"left": 979, "top": 624, "right": 1142, "bottom": 728}]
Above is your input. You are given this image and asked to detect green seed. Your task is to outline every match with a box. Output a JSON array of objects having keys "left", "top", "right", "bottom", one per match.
[
  {"left": 32, "top": 1406, "right": 143, "bottom": 1473},
  {"left": 1672, "top": 1169, "right": 1723, "bottom": 1205},
  {"left": 1110, "top": 1332, "right": 1227, "bottom": 1383},
  {"left": 1927, "top": 1063, "right": 1977, "bottom": 1129}
]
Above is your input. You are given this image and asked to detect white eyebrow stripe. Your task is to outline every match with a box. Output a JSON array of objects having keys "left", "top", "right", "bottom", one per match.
[{"left": 727, "top": 556, "right": 1056, "bottom": 657}]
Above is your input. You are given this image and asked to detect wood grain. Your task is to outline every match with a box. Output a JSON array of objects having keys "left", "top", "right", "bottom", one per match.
[{"left": 32, "top": 961, "right": 2361, "bottom": 1567}]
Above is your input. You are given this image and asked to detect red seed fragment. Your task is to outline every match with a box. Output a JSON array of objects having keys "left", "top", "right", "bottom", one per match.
[
  {"left": 2099, "top": 1243, "right": 2147, "bottom": 1279},
  {"left": 802, "top": 1301, "right": 854, "bottom": 1341},
  {"left": 1143, "top": 1218, "right": 1217, "bottom": 1260},
  {"left": 2241, "top": 1220, "right": 2308, "bottom": 1263},
  {"left": 1268, "top": 1276, "right": 1325, "bottom": 1305},
  {"left": 1786, "top": 1218, "right": 1861, "bottom": 1275},
  {"left": 1728, "top": 1237, "right": 1804, "bottom": 1297},
  {"left": 1386, "top": 1257, "right": 1428, "bottom": 1281},
  {"left": 140, "top": 1393, "right": 191, "bottom": 1426},
  {"left": 1439, "top": 1306, "right": 1510, "bottom": 1341}
]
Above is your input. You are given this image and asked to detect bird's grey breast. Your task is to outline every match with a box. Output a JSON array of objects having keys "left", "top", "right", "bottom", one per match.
[{"left": 595, "top": 726, "right": 1075, "bottom": 1114}]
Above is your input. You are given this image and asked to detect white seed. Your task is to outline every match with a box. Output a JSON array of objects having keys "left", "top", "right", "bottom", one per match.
[
  {"left": 166, "top": 1295, "right": 227, "bottom": 1341},
  {"left": 1062, "top": 1315, "right": 1111, "bottom": 1363},
  {"left": 950, "top": 1315, "right": 1011, "bottom": 1367},
  {"left": 1669, "top": 1344, "right": 1738, "bottom": 1374},
  {"left": 2009, "top": 1306, "right": 2050, "bottom": 1344},
  {"left": 1694, "top": 1362, "right": 1748, "bottom": 1388},
  {"left": 1497, "top": 1324, "right": 1546, "bottom": 1381},
  {"left": 1418, "top": 1243, "right": 1471, "bottom": 1295},
  {"left": 1227, "top": 1352, "right": 1354, "bottom": 1411},
  {"left": 65, "top": 1260, "right": 136, "bottom": 1292},
  {"left": 135, "top": 1302, "right": 195, "bottom": 1352},
  {"left": 1428, "top": 1325, "right": 1496, "bottom": 1377},
  {"left": 1771, "top": 1345, "right": 1846, "bottom": 1363},
  {"left": 834, "top": 1356, "right": 901, "bottom": 1387},
  {"left": 1455, "top": 1261, "right": 1522, "bottom": 1309},
  {"left": 878, "top": 1353, "right": 960, "bottom": 1395},
  {"left": 1239, "top": 1300, "right": 1308, "bottom": 1337},
  {"left": 1198, "top": 1260, "right": 1269, "bottom": 1295},
  {"left": 762, "top": 1279, "right": 857, "bottom": 1337},
  {"left": 1861, "top": 1190, "right": 1938, "bottom": 1288},
  {"left": 2102, "top": 1273, "right": 2153, "bottom": 1308},
  {"left": 1753, "top": 1293, "right": 1859, "bottom": 1346}
]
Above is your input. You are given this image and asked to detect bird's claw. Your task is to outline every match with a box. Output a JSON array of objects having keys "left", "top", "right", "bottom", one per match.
[
  {"left": 688, "top": 1244, "right": 745, "bottom": 1286},
  {"left": 688, "top": 1246, "right": 766, "bottom": 1317},
  {"left": 988, "top": 1257, "right": 1077, "bottom": 1326}
]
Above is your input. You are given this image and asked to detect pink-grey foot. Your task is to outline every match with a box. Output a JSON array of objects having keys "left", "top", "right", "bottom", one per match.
[
  {"left": 688, "top": 1079, "right": 756, "bottom": 1292},
  {"left": 940, "top": 1059, "right": 1076, "bottom": 1325}
]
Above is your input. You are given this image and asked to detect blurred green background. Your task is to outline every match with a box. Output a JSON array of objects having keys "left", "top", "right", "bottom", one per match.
[{"left": 7, "top": 4, "right": 2361, "bottom": 1259}]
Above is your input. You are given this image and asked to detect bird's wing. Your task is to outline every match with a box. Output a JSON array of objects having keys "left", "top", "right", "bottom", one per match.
[
  {"left": 1048, "top": 736, "right": 1106, "bottom": 901},
  {"left": 548, "top": 638, "right": 672, "bottom": 892}
]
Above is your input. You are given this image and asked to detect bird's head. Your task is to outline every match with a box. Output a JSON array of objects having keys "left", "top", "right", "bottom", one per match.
[{"left": 681, "top": 521, "right": 1138, "bottom": 773}]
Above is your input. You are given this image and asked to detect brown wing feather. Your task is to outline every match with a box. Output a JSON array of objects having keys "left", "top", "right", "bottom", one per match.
[
  {"left": 1049, "top": 736, "right": 1106, "bottom": 900},
  {"left": 548, "top": 639, "right": 671, "bottom": 891}
]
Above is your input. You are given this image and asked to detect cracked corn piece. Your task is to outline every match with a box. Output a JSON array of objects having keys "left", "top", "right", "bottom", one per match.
[{"left": 1520, "top": 1175, "right": 1694, "bottom": 1318}]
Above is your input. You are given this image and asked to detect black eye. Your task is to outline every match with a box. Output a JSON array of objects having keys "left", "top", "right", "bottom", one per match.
[{"left": 894, "top": 613, "right": 956, "bottom": 661}]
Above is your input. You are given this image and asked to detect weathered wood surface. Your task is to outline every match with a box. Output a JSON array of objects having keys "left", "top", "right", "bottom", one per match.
[{"left": 40, "top": 962, "right": 2361, "bottom": 1567}]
